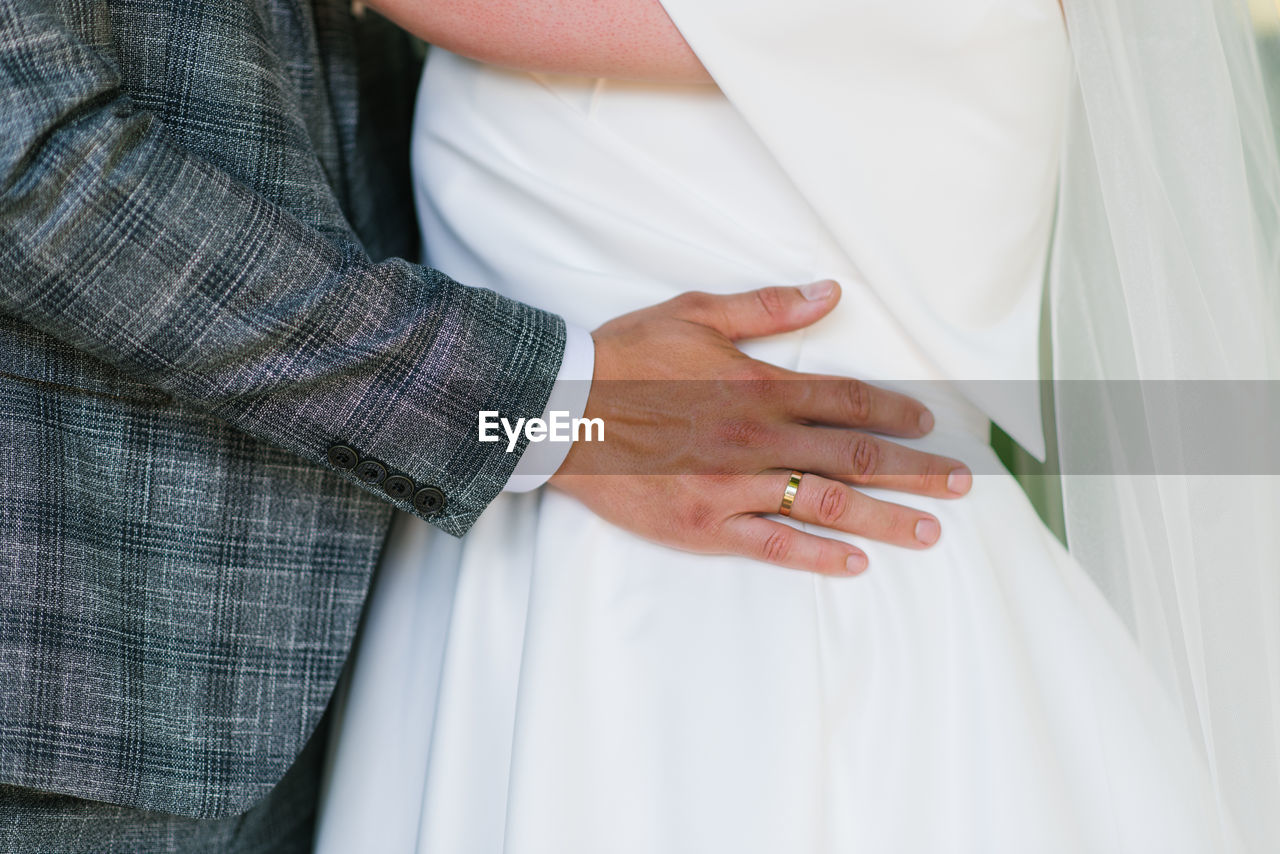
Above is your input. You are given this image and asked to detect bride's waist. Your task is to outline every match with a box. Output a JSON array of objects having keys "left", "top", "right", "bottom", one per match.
[
  {"left": 413, "top": 51, "right": 831, "bottom": 279},
  {"left": 411, "top": 52, "right": 1040, "bottom": 452}
]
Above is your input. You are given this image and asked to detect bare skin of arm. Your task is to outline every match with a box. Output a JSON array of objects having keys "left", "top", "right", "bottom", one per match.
[
  {"left": 367, "top": 0, "right": 1066, "bottom": 82},
  {"left": 364, "top": 0, "right": 712, "bottom": 83}
]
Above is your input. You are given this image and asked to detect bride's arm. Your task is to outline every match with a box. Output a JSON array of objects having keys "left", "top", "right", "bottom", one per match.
[{"left": 365, "top": 0, "right": 712, "bottom": 83}]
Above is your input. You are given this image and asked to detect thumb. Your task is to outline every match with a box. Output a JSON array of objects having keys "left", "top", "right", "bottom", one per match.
[{"left": 689, "top": 280, "right": 840, "bottom": 341}]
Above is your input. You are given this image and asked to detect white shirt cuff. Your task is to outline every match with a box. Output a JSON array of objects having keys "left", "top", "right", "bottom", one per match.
[{"left": 502, "top": 322, "right": 595, "bottom": 493}]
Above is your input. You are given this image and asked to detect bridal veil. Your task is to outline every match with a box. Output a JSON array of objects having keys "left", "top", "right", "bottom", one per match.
[{"left": 1053, "top": 1, "right": 1280, "bottom": 851}]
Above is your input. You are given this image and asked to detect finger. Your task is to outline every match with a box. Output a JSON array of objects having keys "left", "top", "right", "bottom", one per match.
[
  {"left": 782, "top": 373, "right": 935, "bottom": 437},
  {"left": 670, "top": 280, "right": 841, "bottom": 341},
  {"left": 751, "top": 471, "right": 941, "bottom": 548},
  {"left": 722, "top": 514, "right": 869, "bottom": 576},
  {"left": 781, "top": 427, "right": 973, "bottom": 497}
]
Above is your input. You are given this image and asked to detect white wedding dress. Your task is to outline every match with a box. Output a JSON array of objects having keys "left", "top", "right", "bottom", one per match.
[{"left": 315, "top": 1, "right": 1239, "bottom": 851}]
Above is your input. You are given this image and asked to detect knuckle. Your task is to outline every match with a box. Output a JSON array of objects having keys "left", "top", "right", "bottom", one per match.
[
  {"left": 685, "top": 500, "right": 719, "bottom": 535},
  {"left": 815, "top": 483, "right": 849, "bottom": 526},
  {"left": 744, "top": 376, "right": 781, "bottom": 405},
  {"left": 848, "top": 435, "right": 881, "bottom": 481},
  {"left": 672, "top": 290, "right": 712, "bottom": 315},
  {"left": 701, "top": 472, "right": 741, "bottom": 490},
  {"left": 761, "top": 529, "right": 793, "bottom": 564},
  {"left": 717, "top": 418, "right": 773, "bottom": 449},
  {"left": 925, "top": 462, "right": 948, "bottom": 491},
  {"left": 918, "top": 457, "right": 952, "bottom": 492},
  {"left": 903, "top": 457, "right": 937, "bottom": 492},
  {"left": 754, "top": 287, "right": 789, "bottom": 320},
  {"left": 736, "top": 362, "right": 778, "bottom": 388},
  {"left": 845, "top": 380, "right": 873, "bottom": 423}
]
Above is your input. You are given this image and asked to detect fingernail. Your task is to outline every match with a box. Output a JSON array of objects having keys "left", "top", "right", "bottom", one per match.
[
  {"left": 914, "top": 518, "right": 941, "bottom": 545},
  {"left": 947, "top": 467, "right": 972, "bottom": 495},
  {"left": 845, "top": 553, "right": 868, "bottom": 574},
  {"left": 801, "top": 280, "right": 835, "bottom": 301},
  {"left": 917, "top": 409, "right": 935, "bottom": 434}
]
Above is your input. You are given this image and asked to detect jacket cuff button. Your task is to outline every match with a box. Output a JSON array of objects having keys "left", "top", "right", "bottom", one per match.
[
  {"left": 354, "top": 460, "right": 387, "bottom": 485},
  {"left": 413, "top": 486, "right": 446, "bottom": 515},
  {"left": 383, "top": 475, "right": 415, "bottom": 500},
  {"left": 327, "top": 444, "right": 358, "bottom": 470}
]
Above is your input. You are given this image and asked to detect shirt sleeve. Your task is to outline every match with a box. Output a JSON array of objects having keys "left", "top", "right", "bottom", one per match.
[{"left": 502, "top": 322, "right": 596, "bottom": 493}]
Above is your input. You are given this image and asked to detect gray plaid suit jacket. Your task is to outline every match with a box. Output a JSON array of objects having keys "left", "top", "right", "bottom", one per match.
[{"left": 0, "top": 0, "right": 565, "bottom": 820}]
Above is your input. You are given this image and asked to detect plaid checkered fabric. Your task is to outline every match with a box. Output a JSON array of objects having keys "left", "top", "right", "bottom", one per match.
[{"left": 0, "top": 0, "right": 565, "bottom": 821}]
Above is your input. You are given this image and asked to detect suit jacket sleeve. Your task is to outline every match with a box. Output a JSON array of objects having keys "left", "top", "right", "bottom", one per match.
[{"left": 0, "top": 0, "right": 565, "bottom": 536}]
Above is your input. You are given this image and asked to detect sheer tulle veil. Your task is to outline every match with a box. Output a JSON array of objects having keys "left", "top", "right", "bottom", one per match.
[{"left": 1053, "top": 2, "right": 1280, "bottom": 849}]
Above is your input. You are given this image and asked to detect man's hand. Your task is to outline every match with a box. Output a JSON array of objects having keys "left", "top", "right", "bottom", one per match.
[{"left": 549, "top": 281, "right": 973, "bottom": 576}]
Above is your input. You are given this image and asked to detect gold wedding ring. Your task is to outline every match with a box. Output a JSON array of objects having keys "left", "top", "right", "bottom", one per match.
[{"left": 779, "top": 470, "right": 804, "bottom": 517}]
